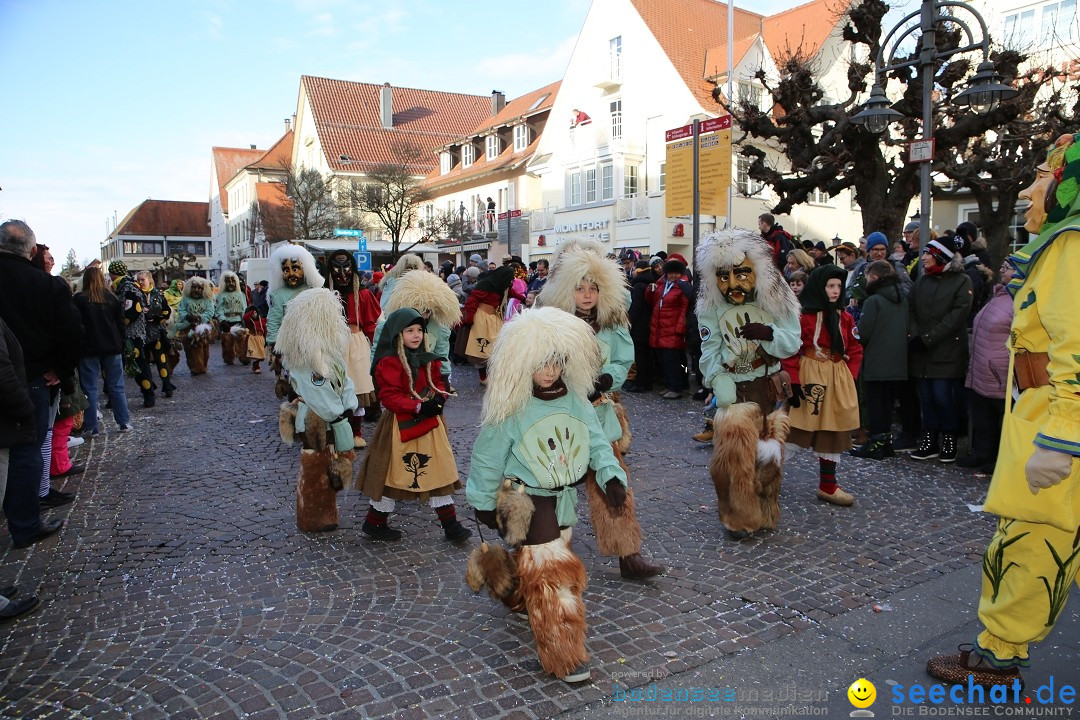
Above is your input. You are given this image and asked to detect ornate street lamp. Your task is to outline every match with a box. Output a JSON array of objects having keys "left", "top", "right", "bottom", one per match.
[{"left": 850, "top": 0, "right": 1018, "bottom": 251}]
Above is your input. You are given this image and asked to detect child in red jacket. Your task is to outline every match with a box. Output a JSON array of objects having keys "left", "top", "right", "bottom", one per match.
[
  {"left": 356, "top": 308, "right": 469, "bottom": 542},
  {"left": 242, "top": 306, "right": 267, "bottom": 374},
  {"left": 782, "top": 265, "right": 863, "bottom": 506}
]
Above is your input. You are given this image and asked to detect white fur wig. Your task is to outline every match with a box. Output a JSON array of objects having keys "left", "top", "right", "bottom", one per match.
[
  {"left": 378, "top": 253, "right": 425, "bottom": 292},
  {"left": 217, "top": 270, "right": 240, "bottom": 293},
  {"left": 695, "top": 228, "right": 800, "bottom": 322},
  {"left": 480, "top": 307, "right": 601, "bottom": 427},
  {"left": 536, "top": 248, "right": 628, "bottom": 329},
  {"left": 268, "top": 243, "right": 323, "bottom": 295},
  {"left": 275, "top": 288, "right": 349, "bottom": 377},
  {"left": 546, "top": 237, "right": 607, "bottom": 270},
  {"left": 382, "top": 269, "right": 462, "bottom": 328},
  {"left": 182, "top": 276, "right": 214, "bottom": 299}
]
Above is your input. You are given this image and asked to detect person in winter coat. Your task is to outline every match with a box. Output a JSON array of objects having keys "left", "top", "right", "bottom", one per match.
[
  {"left": 74, "top": 266, "right": 131, "bottom": 434},
  {"left": 625, "top": 260, "right": 656, "bottom": 392},
  {"left": 850, "top": 260, "right": 909, "bottom": 460},
  {"left": 645, "top": 259, "right": 692, "bottom": 398},
  {"left": 908, "top": 238, "right": 973, "bottom": 463},
  {"left": 957, "top": 260, "right": 1015, "bottom": 473}
]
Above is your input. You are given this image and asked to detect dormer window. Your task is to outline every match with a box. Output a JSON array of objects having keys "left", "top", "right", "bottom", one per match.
[
  {"left": 462, "top": 144, "right": 475, "bottom": 168},
  {"left": 486, "top": 135, "right": 501, "bottom": 160},
  {"left": 440, "top": 151, "right": 451, "bottom": 175},
  {"left": 513, "top": 125, "right": 530, "bottom": 152}
]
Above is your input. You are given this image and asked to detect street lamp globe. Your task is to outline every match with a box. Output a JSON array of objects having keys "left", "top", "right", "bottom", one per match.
[
  {"left": 851, "top": 84, "right": 905, "bottom": 136},
  {"left": 953, "top": 61, "right": 1019, "bottom": 116}
]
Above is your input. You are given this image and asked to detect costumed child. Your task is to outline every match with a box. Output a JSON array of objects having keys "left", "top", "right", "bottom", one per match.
[
  {"left": 536, "top": 240, "right": 663, "bottom": 579},
  {"left": 356, "top": 308, "right": 470, "bottom": 543},
  {"left": 276, "top": 289, "right": 357, "bottom": 533},
  {"left": 325, "top": 249, "right": 381, "bottom": 449},
  {"left": 243, "top": 304, "right": 267, "bottom": 374},
  {"left": 465, "top": 307, "right": 629, "bottom": 684},
  {"left": 456, "top": 265, "right": 525, "bottom": 384},
  {"left": 171, "top": 276, "right": 216, "bottom": 376},
  {"left": 375, "top": 270, "right": 462, "bottom": 397},
  {"left": 782, "top": 265, "right": 863, "bottom": 506}
]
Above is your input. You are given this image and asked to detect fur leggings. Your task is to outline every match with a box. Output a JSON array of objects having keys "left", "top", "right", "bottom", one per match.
[{"left": 581, "top": 442, "right": 642, "bottom": 557}]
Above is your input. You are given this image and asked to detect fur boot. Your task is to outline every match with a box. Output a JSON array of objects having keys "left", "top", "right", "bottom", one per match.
[
  {"left": 327, "top": 453, "right": 353, "bottom": 491},
  {"left": 613, "top": 397, "right": 632, "bottom": 455},
  {"left": 584, "top": 471, "right": 642, "bottom": 557},
  {"left": 297, "top": 448, "right": 342, "bottom": 532},
  {"left": 221, "top": 331, "right": 237, "bottom": 364},
  {"left": 465, "top": 542, "right": 518, "bottom": 601},
  {"left": 183, "top": 337, "right": 209, "bottom": 375},
  {"left": 495, "top": 479, "right": 534, "bottom": 547},
  {"left": 278, "top": 402, "right": 297, "bottom": 445},
  {"left": 517, "top": 530, "right": 589, "bottom": 679},
  {"left": 709, "top": 403, "right": 789, "bottom": 536}
]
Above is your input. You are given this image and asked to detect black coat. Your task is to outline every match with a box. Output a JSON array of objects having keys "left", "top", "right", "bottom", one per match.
[
  {"left": 628, "top": 269, "right": 656, "bottom": 342},
  {"left": 909, "top": 262, "right": 973, "bottom": 379},
  {"left": 858, "top": 276, "right": 908, "bottom": 381},
  {"left": 0, "top": 253, "right": 83, "bottom": 381},
  {"left": 0, "top": 315, "right": 36, "bottom": 448},
  {"left": 74, "top": 292, "right": 125, "bottom": 357}
]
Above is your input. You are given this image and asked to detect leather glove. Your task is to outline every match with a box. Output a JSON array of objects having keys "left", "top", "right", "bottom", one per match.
[
  {"left": 737, "top": 322, "right": 773, "bottom": 341},
  {"left": 1026, "top": 447, "right": 1074, "bottom": 495},
  {"left": 329, "top": 418, "right": 354, "bottom": 453},
  {"left": 187, "top": 314, "right": 200, "bottom": 325},
  {"left": 418, "top": 398, "right": 444, "bottom": 417},
  {"left": 605, "top": 479, "right": 627, "bottom": 508},
  {"left": 475, "top": 509, "right": 498, "bottom": 529},
  {"left": 588, "top": 373, "right": 614, "bottom": 402},
  {"left": 908, "top": 335, "right": 927, "bottom": 352},
  {"left": 220, "top": 321, "right": 232, "bottom": 332},
  {"left": 789, "top": 383, "right": 804, "bottom": 409}
]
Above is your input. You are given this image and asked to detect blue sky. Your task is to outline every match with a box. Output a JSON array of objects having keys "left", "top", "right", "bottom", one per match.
[{"left": 1, "top": 0, "right": 809, "bottom": 268}]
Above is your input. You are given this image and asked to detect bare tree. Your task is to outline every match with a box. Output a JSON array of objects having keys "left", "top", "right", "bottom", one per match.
[
  {"left": 340, "top": 142, "right": 433, "bottom": 261},
  {"left": 419, "top": 207, "right": 472, "bottom": 245},
  {"left": 278, "top": 161, "right": 342, "bottom": 240},
  {"left": 723, "top": 0, "right": 1074, "bottom": 263},
  {"left": 152, "top": 251, "right": 202, "bottom": 281}
]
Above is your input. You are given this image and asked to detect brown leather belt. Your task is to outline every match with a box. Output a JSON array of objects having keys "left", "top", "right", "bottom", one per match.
[
  {"left": 1014, "top": 351, "right": 1050, "bottom": 390},
  {"left": 724, "top": 356, "right": 766, "bottom": 374}
]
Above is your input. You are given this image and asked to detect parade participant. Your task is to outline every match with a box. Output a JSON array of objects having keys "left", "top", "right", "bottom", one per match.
[
  {"left": 215, "top": 271, "right": 249, "bottom": 367},
  {"left": 696, "top": 229, "right": 801, "bottom": 539},
  {"left": 171, "top": 277, "right": 216, "bottom": 376},
  {"left": 137, "top": 272, "right": 175, "bottom": 399},
  {"left": 356, "top": 308, "right": 469, "bottom": 542},
  {"left": 324, "top": 249, "right": 379, "bottom": 448},
  {"left": 782, "top": 265, "right": 863, "bottom": 506},
  {"left": 457, "top": 265, "right": 524, "bottom": 384},
  {"left": 108, "top": 261, "right": 156, "bottom": 407},
  {"left": 378, "top": 253, "right": 425, "bottom": 311},
  {"left": 537, "top": 241, "right": 663, "bottom": 579},
  {"left": 376, "top": 270, "right": 461, "bottom": 396},
  {"left": 242, "top": 304, "right": 267, "bottom": 374},
  {"left": 163, "top": 279, "right": 184, "bottom": 314},
  {"left": 466, "top": 307, "right": 627, "bottom": 683},
  {"left": 266, "top": 243, "right": 323, "bottom": 348},
  {"left": 926, "top": 133, "right": 1080, "bottom": 688},
  {"left": 275, "top": 289, "right": 357, "bottom": 533}
]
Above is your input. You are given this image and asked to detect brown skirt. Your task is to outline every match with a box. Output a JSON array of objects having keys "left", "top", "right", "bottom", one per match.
[{"left": 356, "top": 413, "right": 461, "bottom": 502}]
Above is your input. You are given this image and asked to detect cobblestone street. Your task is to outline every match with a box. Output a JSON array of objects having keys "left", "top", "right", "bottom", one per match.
[{"left": 0, "top": 350, "right": 1048, "bottom": 719}]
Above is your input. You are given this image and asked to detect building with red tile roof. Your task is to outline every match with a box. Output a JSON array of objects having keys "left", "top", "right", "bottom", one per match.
[
  {"left": 101, "top": 200, "right": 212, "bottom": 277},
  {"left": 222, "top": 127, "right": 296, "bottom": 267}
]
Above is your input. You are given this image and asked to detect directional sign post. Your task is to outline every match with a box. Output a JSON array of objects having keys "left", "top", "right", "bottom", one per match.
[
  {"left": 354, "top": 251, "right": 372, "bottom": 271},
  {"left": 334, "top": 228, "right": 367, "bottom": 253}
]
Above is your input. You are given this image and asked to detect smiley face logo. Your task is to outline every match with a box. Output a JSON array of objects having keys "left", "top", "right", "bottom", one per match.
[{"left": 848, "top": 678, "right": 876, "bottom": 708}]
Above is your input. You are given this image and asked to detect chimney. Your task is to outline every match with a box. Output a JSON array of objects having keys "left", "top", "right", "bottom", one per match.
[
  {"left": 380, "top": 82, "right": 393, "bottom": 129},
  {"left": 492, "top": 90, "right": 506, "bottom": 115},
  {"left": 250, "top": 144, "right": 256, "bottom": 150},
  {"left": 284, "top": 117, "right": 292, "bottom": 132}
]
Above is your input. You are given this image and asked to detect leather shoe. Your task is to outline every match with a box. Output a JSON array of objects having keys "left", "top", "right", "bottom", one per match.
[
  {"left": 50, "top": 465, "right": 84, "bottom": 480},
  {"left": 0, "top": 595, "right": 41, "bottom": 622},
  {"left": 816, "top": 487, "right": 855, "bottom": 506},
  {"left": 40, "top": 489, "right": 76, "bottom": 509},
  {"left": 12, "top": 518, "right": 64, "bottom": 549},
  {"left": 619, "top": 553, "right": 664, "bottom": 579},
  {"left": 0, "top": 586, "right": 17, "bottom": 599}
]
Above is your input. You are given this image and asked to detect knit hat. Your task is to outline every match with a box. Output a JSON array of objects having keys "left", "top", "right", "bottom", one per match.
[
  {"left": 108, "top": 260, "right": 127, "bottom": 276},
  {"left": 634, "top": 259, "right": 651, "bottom": 270},
  {"left": 924, "top": 238, "right": 955, "bottom": 263},
  {"left": 662, "top": 259, "right": 686, "bottom": 275},
  {"left": 469, "top": 254, "right": 483, "bottom": 264},
  {"left": 903, "top": 221, "right": 921, "bottom": 233},
  {"left": 865, "top": 232, "right": 888, "bottom": 251},
  {"left": 649, "top": 255, "right": 663, "bottom": 267},
  {"left": 463, "top": 266, "right": 480, "bottom": 280},
  {"left": 813, "top": 241, "right": 828, "bottom": 252},
  {"left": 447, "top": 273, "right": 461, "bottom": 285}
]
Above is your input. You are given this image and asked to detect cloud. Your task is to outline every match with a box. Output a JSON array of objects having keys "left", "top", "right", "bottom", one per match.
[
  {"left": 472, "top": 34, "right": 578, "bottom": 95},
  {"left": 205, "top": 12, "right": 224, "bottom": 39}
]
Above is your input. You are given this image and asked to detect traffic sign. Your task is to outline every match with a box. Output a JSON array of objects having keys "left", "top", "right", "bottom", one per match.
[
  {"left": 909, "top": 139, "right": 935, "bottom": 163},
  {"left": 354, "top": 251, "right": 372, "bottom": 271},
  {"left": 334, "top": 228, "right": 363, "bottom": 237}
]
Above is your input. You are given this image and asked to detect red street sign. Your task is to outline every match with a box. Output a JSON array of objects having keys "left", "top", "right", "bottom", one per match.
[
  {"left": 701, "top": 115, "right": 732, "bottom": 133},
  {"left": 665, "top": 125, "right": 693, "bottom": 142},
  {"left": 497, "top": 209, "right": 522, "bottom": 220}
]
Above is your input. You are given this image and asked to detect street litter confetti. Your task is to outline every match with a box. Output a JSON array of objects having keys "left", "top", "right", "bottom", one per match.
[{"left": 871, "top": 603, "right": 893, "bottom": 613}]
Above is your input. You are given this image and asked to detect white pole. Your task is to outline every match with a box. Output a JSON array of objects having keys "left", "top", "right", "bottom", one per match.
[{"left": 726, "top": 0, "right": 735, "bottom": 229}]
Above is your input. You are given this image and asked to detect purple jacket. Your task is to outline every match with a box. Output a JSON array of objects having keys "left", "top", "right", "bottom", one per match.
[{"left": 965, "top": 284, "right": 1013, "bottom": 399}]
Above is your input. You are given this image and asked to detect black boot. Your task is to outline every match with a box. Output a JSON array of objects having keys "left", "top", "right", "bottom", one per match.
[
  {"left": 910, "top": 430, "right": 940, "bottom": 461},
  {"left": 142, "top": 391, "right": 156, "bottom": 408},
  {"left": 362, "top": 508, "right": 401, "bottom": 540},
  {"left": 939, "top": 432, "right": 958, "bottom": 463},
  {"left": 436, "top": 505, "right": 472, "bottom": 542},
  {"left": 850, "top": 433, "right": 894, "bottom": 460}
]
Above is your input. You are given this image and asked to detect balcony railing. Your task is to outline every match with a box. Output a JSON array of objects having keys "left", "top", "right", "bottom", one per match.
[{"left": 615, "top": 193, "right": 649, "bottom": 221}]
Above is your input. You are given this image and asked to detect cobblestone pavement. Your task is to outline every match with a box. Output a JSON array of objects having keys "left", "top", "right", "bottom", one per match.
[{"left": 1, "top": 351, "right": 1003, "bottom": 719}]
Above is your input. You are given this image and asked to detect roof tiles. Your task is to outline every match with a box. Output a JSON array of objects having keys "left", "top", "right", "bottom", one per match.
[
  {"left": 212, "top": 147, "right": 265, "bottom": 213},
  {"left": 117, "top": 200, "right": 210, "bottom": 238}
]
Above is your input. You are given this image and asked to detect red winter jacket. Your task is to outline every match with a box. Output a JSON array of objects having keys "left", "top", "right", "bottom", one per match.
[
  {"left": 781, "top": 310, "right": 863, "bottom": 384},
  {"left": 645, "top": 279, "right": 692, "bottom": 349},
  {"left": 375, "top": 355, "right": 445, "bottom": 441}
]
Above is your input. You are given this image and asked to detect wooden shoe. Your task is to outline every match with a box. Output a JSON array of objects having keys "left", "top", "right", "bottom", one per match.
[
  {"left": 926, "top": 645, "right": 1023, "bottom": 689},
  {"left": 816, "top": 487, "right": 855, "bottom": 506}
]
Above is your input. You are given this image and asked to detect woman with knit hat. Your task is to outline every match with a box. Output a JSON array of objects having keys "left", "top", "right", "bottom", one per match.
[{"left": 456, "top": 265, "right": 524, "bottom": 384}]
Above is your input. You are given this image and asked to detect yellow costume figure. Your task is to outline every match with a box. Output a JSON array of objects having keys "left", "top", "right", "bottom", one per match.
[{"left": 927, "top": 134, "right": 1080, "bottom": 688}]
